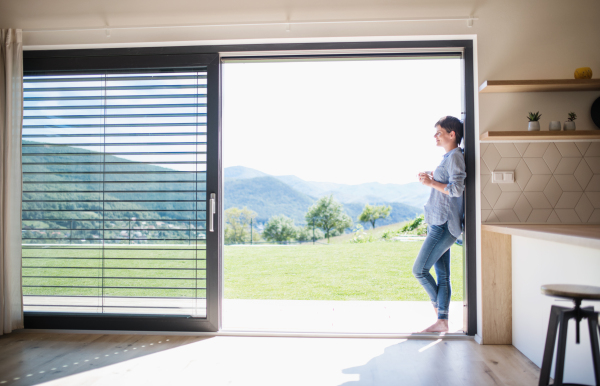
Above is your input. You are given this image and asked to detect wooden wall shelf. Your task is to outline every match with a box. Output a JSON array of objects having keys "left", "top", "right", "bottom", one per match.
[
  {"left": 480, "top": 130, "right": 600, "bottom": 142},
  {"left": 479, "top": 79, "right": 600, "bottom": 93}
]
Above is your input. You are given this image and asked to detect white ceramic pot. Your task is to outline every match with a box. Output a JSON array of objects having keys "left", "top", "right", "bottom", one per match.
[
  {"left": 549, "top": 121, "right": 561, "bottom": 131},
  {"left": 564, "top": 121, "right": 576, "bottom": 131},
  {"left": 528, "top": 121, "right": 541, "bottom": 131}
]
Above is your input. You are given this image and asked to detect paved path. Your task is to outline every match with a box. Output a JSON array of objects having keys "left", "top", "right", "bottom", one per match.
[{"left": 223, "top": 299, "right": 464, "bottom": 333}]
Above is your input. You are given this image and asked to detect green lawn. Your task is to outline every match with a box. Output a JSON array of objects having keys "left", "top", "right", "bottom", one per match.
[
  {"left": 22, "top": 245, "right": 207, "bottom": 298},
  {"left": 225, "top": 241, "right": 464, "bottom": 301},
  {"left": 22, "top": 241, "right": 464, "bottom": 302}
]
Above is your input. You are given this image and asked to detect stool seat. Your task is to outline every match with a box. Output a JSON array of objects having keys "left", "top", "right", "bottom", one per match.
[{"left": 541, "top": 284, "right": 600, "bottom": 301}]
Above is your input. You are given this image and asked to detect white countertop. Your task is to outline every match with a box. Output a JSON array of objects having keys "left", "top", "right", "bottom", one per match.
[{"left": 481, "top": 224, "right": 600, "bottom": 250}]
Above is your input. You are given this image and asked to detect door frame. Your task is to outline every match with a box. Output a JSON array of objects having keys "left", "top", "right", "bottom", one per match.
[{"left": 24, "top": 39, "right": 477, "bottom": 335}]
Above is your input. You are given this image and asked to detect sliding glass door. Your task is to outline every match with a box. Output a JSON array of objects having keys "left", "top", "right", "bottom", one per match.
[
  {"left": 22, "top": 54, "right": 221, "bottom": 331},
  {"left": 23, "top": 40, "right": 476, "bottom": 335}
]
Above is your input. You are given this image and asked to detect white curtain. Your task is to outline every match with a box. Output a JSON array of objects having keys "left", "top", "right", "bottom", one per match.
[{"left": 0, "top": 29, "right": 24, "bottom": 334}]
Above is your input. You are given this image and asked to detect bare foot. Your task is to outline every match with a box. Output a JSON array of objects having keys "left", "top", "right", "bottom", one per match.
[
  {"left": 434, "top": 307, "right": 438, "bottom": 316},
  {"left": 421, "top": 319, "right": 449, "bottom": 333}
]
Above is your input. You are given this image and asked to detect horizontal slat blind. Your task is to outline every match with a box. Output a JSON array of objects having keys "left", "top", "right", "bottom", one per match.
[{"left": 22, "top": 71, "right": 208, "bottom": 316}]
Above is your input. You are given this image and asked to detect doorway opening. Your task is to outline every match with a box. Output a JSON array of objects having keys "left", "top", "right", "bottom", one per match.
[{"left": 221, "top": 54, "right": 466, "bottom": 333}]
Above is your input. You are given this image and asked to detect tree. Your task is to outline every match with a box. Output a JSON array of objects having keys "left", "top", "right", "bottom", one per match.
[
  {"left": 296, "top": 226, "right": 325, "bottom": 242},
  {"left": 263, "top": 215, "right": 298, "bottom": 243},
  {"left": 304, "top": 195, "right": 353, "bottom": 242},
  {"left": 224, "top": 207, "right": 257, "bottom": 244},
  {"left": 358, "top": 204, "right": 392, "bottom": 229}
]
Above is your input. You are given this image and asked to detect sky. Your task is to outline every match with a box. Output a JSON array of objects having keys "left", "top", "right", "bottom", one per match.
[
  {"left": 222, "top": 57, "right": 462, "bottom": 186},
  {"left": 23, "top": 73, "right": 208, "bottom": 173},
  {"left": 23, "top": 58, "right": 462, "bottom": 186}
]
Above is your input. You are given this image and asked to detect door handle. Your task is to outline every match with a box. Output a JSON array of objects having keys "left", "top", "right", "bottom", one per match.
[{"left": 209, "top": 193, "right": 216, "bottom": 232}]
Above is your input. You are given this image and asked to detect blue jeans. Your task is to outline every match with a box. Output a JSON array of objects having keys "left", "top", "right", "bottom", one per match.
[{"left": 412, "top": 222, "right": 456, "bottom": 320}]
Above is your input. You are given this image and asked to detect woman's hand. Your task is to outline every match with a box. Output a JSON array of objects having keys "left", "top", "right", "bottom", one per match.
[
  {"left": 418, "top": 172, "right": 434, "bottom": 187},
  {"left": 419, "top": 171, "right": 450, "bottom": 194},
  {"left": 419, "top": 172, "right": 449, "bottom": 194}
]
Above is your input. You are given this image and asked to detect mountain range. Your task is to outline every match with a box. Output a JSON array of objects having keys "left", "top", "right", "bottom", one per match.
[
  {"left": 20, "top": 138, "right": 428, "bottom": 232},
  {"left": 224, "top": 166, "right": 428, "bottom": 228}
]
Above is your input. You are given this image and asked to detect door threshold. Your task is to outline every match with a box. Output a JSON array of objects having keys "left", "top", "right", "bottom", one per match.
[
  {"left": 218, "top": 330, "right": 470, "bottom": 339},
  {"left": 18, "top": 328, "right": 471, "bottom": 340}
]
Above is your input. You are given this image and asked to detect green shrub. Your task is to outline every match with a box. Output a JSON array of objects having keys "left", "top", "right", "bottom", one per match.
[
  {"left": 381, "top": 229, "right": 401, "bottom": 240},
  {"left": 350, "top": 224, "right": 376, "bottom": 243},
  {"left": 400, "top": 215, "right": 427, "bottom": 236},
  {"left": 401, "top": 215, "right": 424, "bottom": 232}
]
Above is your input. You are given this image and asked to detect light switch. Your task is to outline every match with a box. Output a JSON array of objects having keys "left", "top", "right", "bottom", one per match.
[{"left": 492, "top": 171, "right": 514, "bottom": 184}]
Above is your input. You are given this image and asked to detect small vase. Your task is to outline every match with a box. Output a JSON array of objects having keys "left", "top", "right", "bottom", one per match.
[
  {"left": 574, "top": 67, "right": 592, "bottom": 79},
  {"left": 564, "top": 121, "right": 576, "bottom": 131},
  {"left": 549, "top": 121, "right": 561, "bottom": 131},
  {"left": 528, "top": 121, "right": 541, "bottom": 131}
]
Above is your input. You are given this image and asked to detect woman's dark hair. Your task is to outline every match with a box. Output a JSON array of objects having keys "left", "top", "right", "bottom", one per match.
[{"left": 435, "top": 116, "right": 464, "bottom": 145}]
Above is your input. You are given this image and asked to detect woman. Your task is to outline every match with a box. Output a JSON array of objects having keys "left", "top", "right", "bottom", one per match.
[{"left": 414, "top": 116, "right": 466, "bottom": 333}]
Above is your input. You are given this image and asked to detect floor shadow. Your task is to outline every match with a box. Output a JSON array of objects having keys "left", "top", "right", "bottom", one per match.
[
  {"left": 339, "top": 339, "right": 502, "bottom": 386},
  {"left": 0, "top": 332, "right": 212, "bottom": 386}
]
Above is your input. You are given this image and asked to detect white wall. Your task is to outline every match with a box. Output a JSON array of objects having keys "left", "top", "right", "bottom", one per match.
[
  {"left": 512, "top": 236, "right": 600, "bottom": 385},
  {"left": 2, "top": 0, "right": 600, "bottom": 350}
]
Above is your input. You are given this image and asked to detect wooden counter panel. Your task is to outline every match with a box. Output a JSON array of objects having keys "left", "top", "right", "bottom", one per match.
[{"left": 481, "top": 230, "right": 512, "bottom": 345}]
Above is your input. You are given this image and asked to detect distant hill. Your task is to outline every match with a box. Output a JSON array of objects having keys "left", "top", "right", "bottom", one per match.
[
  {"left": 22, "top": 144, "right": 425, "bottom": 238},
  {"left": 275, "top": 174, "right": 341, "bottom": 198},
  {"left": 224, "top": 175, "right": 422, "bottom": 228},
  {"left": 21, "top": 141, "right": 203, "bottom": 226},
  {"left": 226, "top": 166, "right": 430, "bottom": 208},
  {"left": 224, "top": 166, "right": 425, "bottom": 228},
  {"left": 224, "top": 166, "right": 269, "bottom": 181},
  {"left": 225, "top": 176, "right": 314, "bottom": 224}
]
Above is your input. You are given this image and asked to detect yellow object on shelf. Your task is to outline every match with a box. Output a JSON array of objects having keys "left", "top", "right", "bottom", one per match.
[{"left": 574, "top": 67, "right": 593, "bottom": 79}]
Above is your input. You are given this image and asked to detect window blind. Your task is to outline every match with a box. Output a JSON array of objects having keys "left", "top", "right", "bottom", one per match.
[{"left": 22, "top": 71, "right": 208, "bottom": 316}]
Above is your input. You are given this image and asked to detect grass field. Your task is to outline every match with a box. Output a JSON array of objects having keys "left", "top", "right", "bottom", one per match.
[
  {"left": 22, "top": 245, "right": 207, "bottom": 298},
  {"left": 224, "top": 241, "right": 463, "bottom": 301},
  {"left": 22, "top": 239, "right": 464, "bottom": 302}
]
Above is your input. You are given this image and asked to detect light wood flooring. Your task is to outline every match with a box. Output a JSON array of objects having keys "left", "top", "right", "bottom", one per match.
[{"left": 0, "top": 332, "right": 540, "bottom": 386}]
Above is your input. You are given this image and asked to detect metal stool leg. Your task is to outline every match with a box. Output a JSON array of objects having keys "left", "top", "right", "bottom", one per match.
[
  {"left": 586, "top": 310, "right": 600, "bottom": 386},
  {"left": 539, "top": 306, "right": 566, "bottom": 386},
  {"left": 554, "top": 309, "right": 576, "bottom": 386}
]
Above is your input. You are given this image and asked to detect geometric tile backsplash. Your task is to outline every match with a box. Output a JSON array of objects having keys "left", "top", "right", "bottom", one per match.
[{"left": 481, "top": 141, "right": 600, "bottom": 224}]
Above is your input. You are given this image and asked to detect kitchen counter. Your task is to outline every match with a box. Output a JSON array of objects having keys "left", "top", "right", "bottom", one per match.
[
  {"left": 481, "top": 224, "right": 600, "bottom": 250},
  {"left": 478, "top": 223, "right": 600, "bottom": 344},
  {"left": 480, "top": 223, "right": 600, "bottom": 383}
]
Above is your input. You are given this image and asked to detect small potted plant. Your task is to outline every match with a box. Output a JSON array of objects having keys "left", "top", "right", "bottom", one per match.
[
  {"left": 564, "top": 112, "right": 577, "bottom": 131},
  {"left": 527, "top": 111, "right": 541, "bottom": 131}
]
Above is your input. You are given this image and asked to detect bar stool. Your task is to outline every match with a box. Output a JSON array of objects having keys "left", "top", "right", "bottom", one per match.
[{"left": 539, "top": 284, "right": 600, "bottom": 386}]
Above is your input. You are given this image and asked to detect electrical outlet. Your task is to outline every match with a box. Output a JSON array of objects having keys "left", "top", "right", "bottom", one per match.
[{"left": 492, "top": 171, "right": 515, "bottom": 184}]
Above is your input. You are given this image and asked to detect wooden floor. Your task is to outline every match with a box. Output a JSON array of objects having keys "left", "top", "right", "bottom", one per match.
[{"left": 0, "top": 332, "right": 541, "bottom": 386}]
